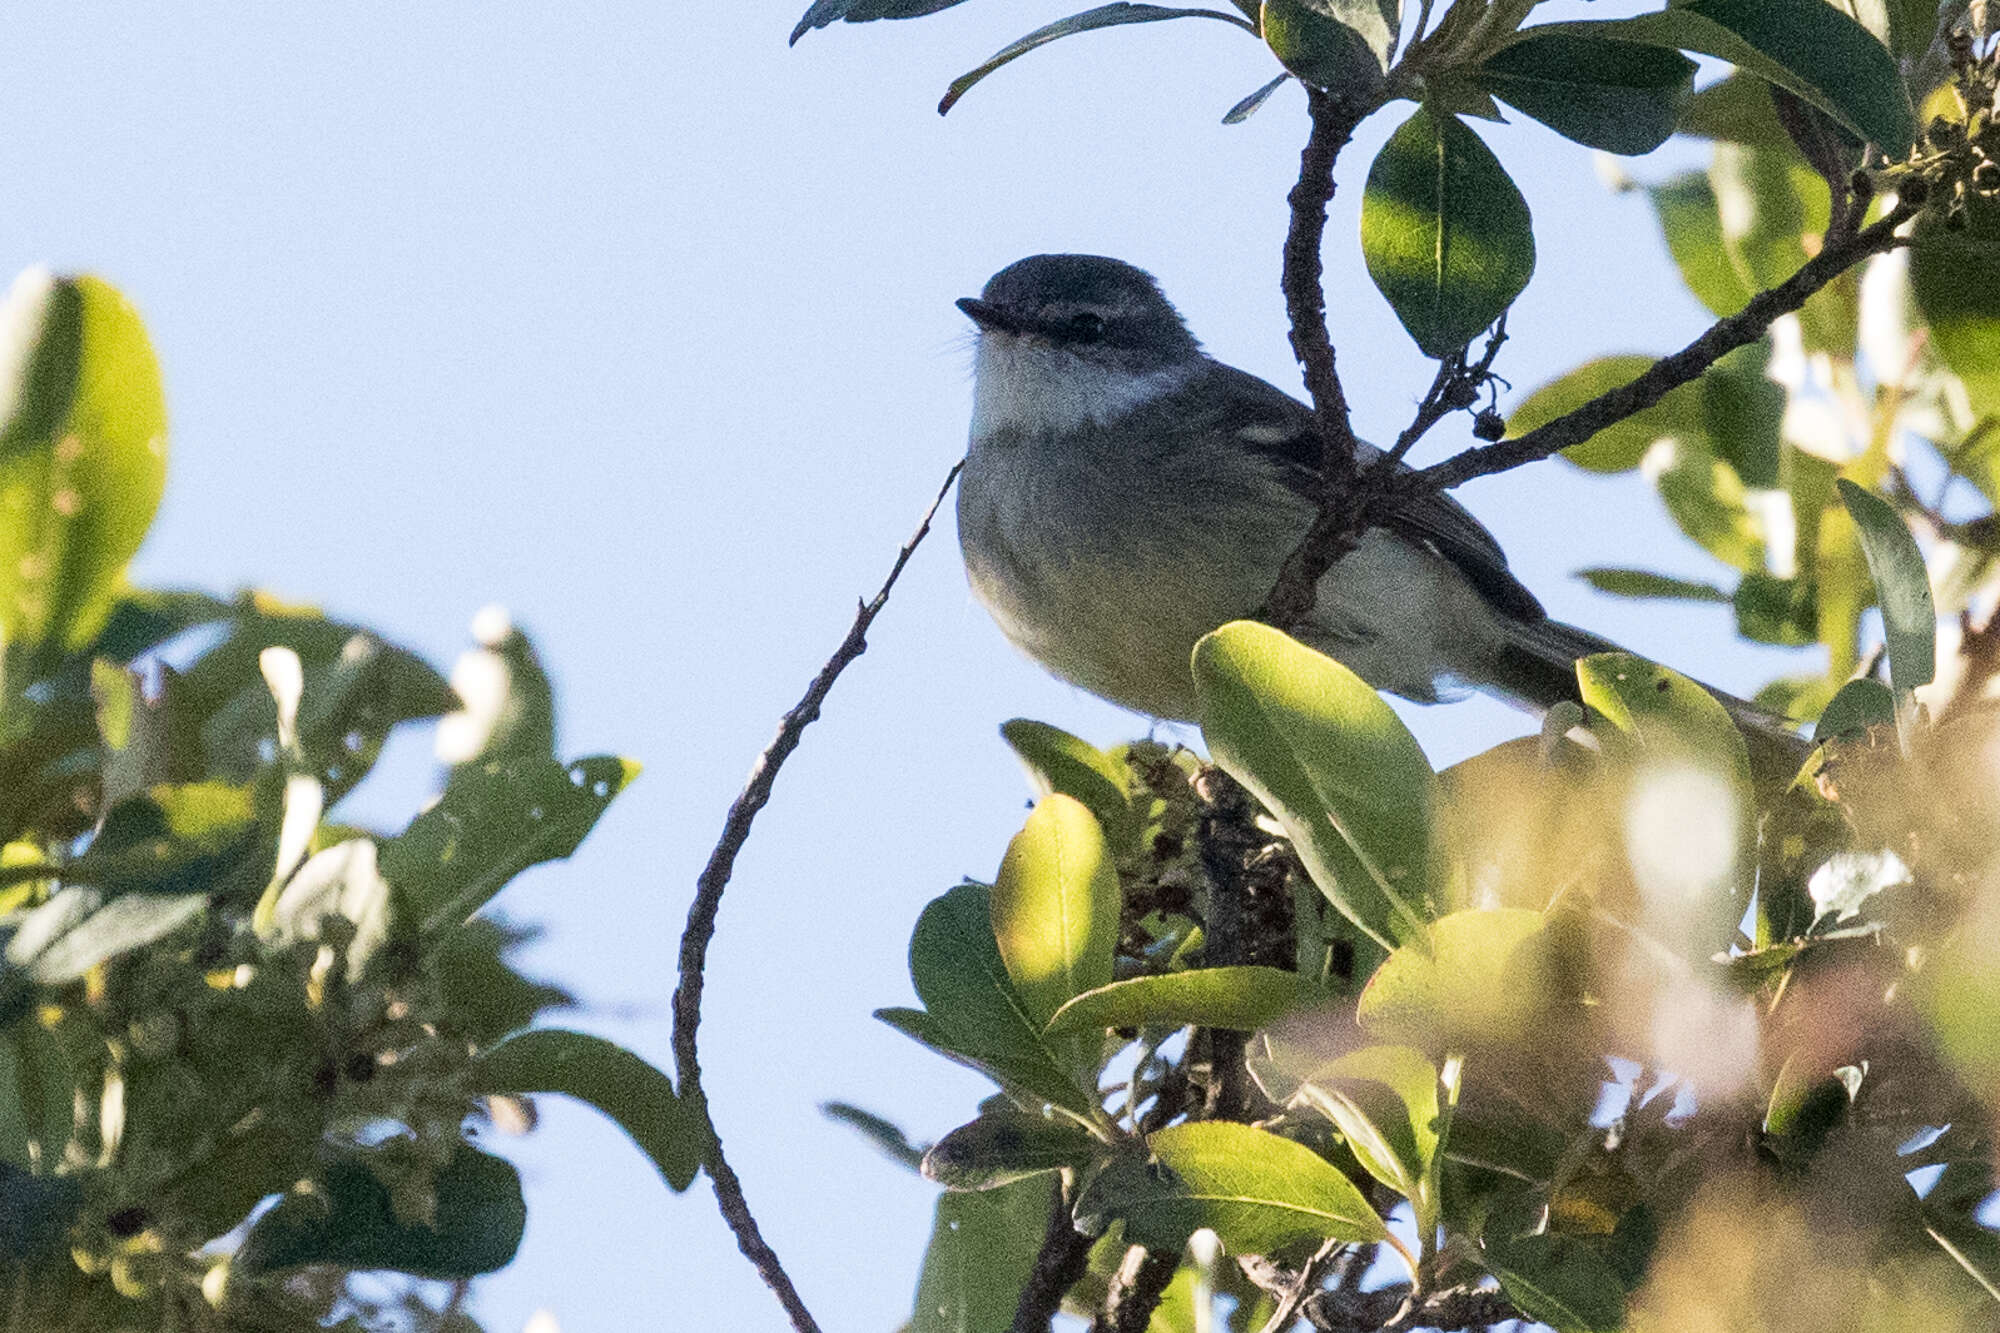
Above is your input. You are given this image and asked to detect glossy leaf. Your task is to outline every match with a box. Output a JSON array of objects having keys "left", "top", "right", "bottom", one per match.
[
  {"left": 1193, "top": 621, "right": 1439, "bottom": 951},
  {"left": 790, "top": 0, "right": 969, "bottom": 45},
  {"left": 990, "top": 794, "right": 1120, "bottom": 1038},
  {"left": 1357, "top": 908, "right": 1551, "bottom": 1050},
  {"left": 938, "top": 5, "right": 1255, "bottom": 115},
  {"left": 1361, "top": 106, "right": 1535, "bottom": 358},
  {"left": 1045, "top": 966, "right": 1316, "bottom": 1038},
  {"left": 1576, "top": 568, "right": 1731, "bottom": 603},
  {"left": 470, "top": 1027, "right": 700, "bottom": 1192},
  {"left": 1531, "top": 2, "right": 1914, "bottom": 153},
  {"left": 1837, "top": 479, "right": 1936, "bottom": 694},
  {"left": 1483, "top": 1231, "right": 1627, "bottom": 1333},
  {"left": 920, "top": 1108, "right": 1098, "bottom": 1190},
  {"left": 381, "top": 753, "right": 638, "bottom": 934},
  {"left": 1000, "top": 719, "right": 1136, "bottom": 857},
  {"left": 1073, "top": 1121, "right": 1386, "bottom": 1252},
  {"left": 911, "top": 1176, "right": 1053, "bottom": 1333},
  {"left": 0, "top": 270, "right": 167, "bottom": 670},
  {"left": 897, "top": 882, "right": 1099, "bottom": 1116},
  {"left": 1813, "top": 677, "right": 1896, "bottom": 742},
  {"left": 1475, "top": 33, "right": 1695, "bottom": 154},
  {"left": 1262, "top": 0, "right": 1398, "bottom": 90},
  {"left": 236, "top": 1145, "right": 526, "bottom": 1279},
  {"left": 1287, "top": 1045, "right": 1440, "bottom": 1222}
]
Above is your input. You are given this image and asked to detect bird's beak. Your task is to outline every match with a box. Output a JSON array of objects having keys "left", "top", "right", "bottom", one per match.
[{"left": 956, "top": 297, "right": 1023, "bottom": 334}]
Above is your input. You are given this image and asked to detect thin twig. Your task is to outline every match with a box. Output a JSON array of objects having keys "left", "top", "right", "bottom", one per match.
[
  {"left": 1010, "top": 1175, "right": 1096, "bottom": 1333},
  {"left": 1382, "top": 317, "right": 1508, "bottom": 468},
  {"left": 1254, "top": 1239, "right": 1343, "bottom": 1333},
  {"left": 671, "top": 459, "right": 965, "bottom": 1333}
]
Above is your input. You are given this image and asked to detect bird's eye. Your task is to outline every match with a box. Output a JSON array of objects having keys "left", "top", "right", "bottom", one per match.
[{"left": 1065, "top": 312, "right": 1106, "bottom": 341}]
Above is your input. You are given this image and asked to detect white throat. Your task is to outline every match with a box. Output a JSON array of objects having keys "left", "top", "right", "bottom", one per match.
[{"left": 969, "top": 335, "right": 1193, "bottom": 442}]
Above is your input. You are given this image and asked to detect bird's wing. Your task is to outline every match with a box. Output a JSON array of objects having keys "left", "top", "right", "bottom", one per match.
[{"left": 1142, "top": 362, "right": 1546, "bottom": 623}]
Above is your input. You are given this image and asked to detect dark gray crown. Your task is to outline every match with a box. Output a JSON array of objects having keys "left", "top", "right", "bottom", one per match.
[{"left": 973, "top": 254, "right": 1200, "bottom": 361}]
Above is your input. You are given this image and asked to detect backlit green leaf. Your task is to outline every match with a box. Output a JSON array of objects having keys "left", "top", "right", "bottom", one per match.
[
  {"left": 1483, "top": 1231, "right": 1627, "bottom": 1333},
  {"left": 990, "top": 795, "right": 1120, "bottom": 1041},
  {"left": 1357, "top": 908, "right": 1552, "bottom": 1050},
  {"left": 1043, "top": 966, "right": 1318, "bottom": 1038},
  {"left": 1837, "top": 480, "right": 1936, "bottom": 695},
  {"left": 1475, "top": 33, "right": 1695, "bottom": 154},
  {"left": 1261, "top": 0, "right": 1398, "bottom": 90},
  {"left": 912, "top": 1176, "right": 1053, "bottom": 1333},
  {"left": 1508, "top": 355, "right": 1699, "bottom": 473},
  {"left": 1000, "top": 719, "right": 1136, "bottom": 857},
  {"left": 1813, "top": 676, "right": 1896, "bottom": 742},
  {"left": 1361, "top": 106, "right": 1535, "bottom": 358},
  {"left": 1576, "top": 568, "right": 1732, "bottom": 602}
]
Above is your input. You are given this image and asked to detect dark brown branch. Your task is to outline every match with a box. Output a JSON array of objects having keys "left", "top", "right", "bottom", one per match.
[
  {"left": 1009, "top": 1176, "right": 1095, "bottom": 1333},
  {"left": 1382, "top": 317, "right": 1508, "bottom": 468},
  {"left": 1095, "top": 1246, "right": 1183, "bottom": 1333},
  {"left": 1302, "top": 1283, "right": 1517, "bottom": 1333},
  {"left": 1194, "top": 767, "right": 1293, "bottom": 1120},
  {"left": 1263, "top": 87, "right": 1374, "bottom": 628},
  {"left": 1409, "top": 198, "right": 1917, "bottom": 494},
  {"left": 671, "top": 459, "right": 965, "bottom": 1333}
]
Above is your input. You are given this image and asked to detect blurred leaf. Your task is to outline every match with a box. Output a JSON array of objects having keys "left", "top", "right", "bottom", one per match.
[
  {"left": 1073, "top": 1121, "right": 1386, "bottom": 1251},
  {"left": 1651, "top": 432, "right": 1766, "bottom": 573},
  {"left": 381, "top": 753, "right": 637, "bottom": 935},
  {"left": 938, "top": 5, "right": 1255, "bottom": 115},
  {"left": 0, "top": 271, "right": 167, "bottom": 672},
  {"left": 1837, "top": 479, "right": 1937, "bottom": 694},
  {"left": 790, "top": 0, "right": 970, "bottom": 44},
  {"left": 990, "top": 795, "right": 1120, "bottom": 1053},
  {"left": 821, "top": 1102, "right": 927, "bottom": 1172},
  {"left": 1483, "top": 1231, "right": 1626, "bottom": 1333},
  {"left": 1474, "top": 33, "right": 1695, "bottom": 154},
  {"left": 85, "top": 586, "right": 234, "bottom": 665},
  {"left": 921, "top": 1108, "right": 1098, "bottom": 1190},
  {"left": 1813, "top": 676, "right": 1896, "bottom": 741},
  {"left": 1707, "top": 142, "right": 1856, "bottom": 354},
  {"left": 1285, "top": 1045, "right": 1440, "bottom": 1224},
  {"left": 1262, "top": 0, "right": 1397, "bottom": 90},
  {"left": 1510, "top": 355, "right": 1698, "bottom": 473},
  {"left": 1356, "top": 907, "right": 1551, "bottom": 1050},
  {"left": 1530, "top": 2, "right": 1914, "bottom": 153},
  {"left": 895, "top": 883, "right": 1100, "bottom": 1117},
  {"left": 433, "top": 917, "right": 574, "bottom": 1045},
  {"left": 1044, "top": 966, "right": 1318, "bottom": 1038},
  {"left": 1762, "top": 1052, "right": 1856, "bottom": 1163},
  {"left": 1193, "top": 621, "right": 1440, "bottom": 951},
  {"left": 1001, "top": 719, "right": 1136, "bottom": 858},
  {"left": 1649, "top": 171, "right": 1754, "bottom": 317},
  {"left": 1734, "top": 572, "right": 1817, "bottom": 646},
  {"left": 1911, "top": 199, "right": 2000, "bottom": 427},
  {"left": 1223, "top": 72, "right": 1291, "bottom": 124},
  {"left": 0, "top": 1022, "right": 70, "bottom": 1172},
  {"left": 470, "top": 1027, "right": 700, "bottom": 1193},
  {"left": 1674, "top": 72, "right": 1792, "bottom": 150},
  {"left": 1361, "top": 106, "right": 1535, "bottom": 358},
  {"left": 236, "top": 1145, "right": 525, "bottom": 1279},
  {"left": 0, "top": 1162, "right": 80, "bottom": 1261},
  {"left": 1576, "top": 568, "right": 1731, "bottom": 602},
  {"left": 911, "top": 1176, "right": 1053, "bottom": 1333},
  {"left": 1703, "top": 341, "right": 1784, "bottom": 488},
  {"left": 5, "top": 887, "right": 206, "bottom": 984},
  {"left": 72, "top": 780, "right": 261, "bottom": 896}
]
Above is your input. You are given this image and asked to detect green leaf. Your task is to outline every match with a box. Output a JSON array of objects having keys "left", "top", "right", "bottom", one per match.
[
  {"left": 1508, "top": 355, "right": 1700, "bottom": 474},
  {"left": 790, "top": 0, "right": 970, "bottom": 45},
  {"left": 432, "top": 918, "right": 574, "bottom": 1046},
  {"left": 0, "top": 271, "right": 167, "bottom": 671},
  {"left": 1361, "top": 106, "right": 1535, "bottom": 358},
  {"left": 1044, "top": 966, "right": 1317, "bottom": 1038},
  {"left": 0, "top": 1162, "right": 80, "bottom": 1262},
  {"left": 1073, "top": 1121, "right": 1387, "bottom": 1252},
  {"left": 1223, "top": 72, "right": 1291, "bottom": 124},
  {"left": 820, "top": 1101, "right": 926, "bottom": 1172},
  {"left": 1474, "top": 34, "right": 1695, "bottom": 154},
  {"left": 920, "top": 1108, "right": 1098, "bottom": 1190},
  {"left": 1000, "top": 719, "right": 1136, "bottom": 857},
  {"left": 1286, "top": 1045, "right": 1441, "bottom": 1225},
  {"left": 1356, "top": 907, "right": 1552, "bottom": 1050},
  {"left": 1528, "top": 2, "right": 1914, "bottom": 153},
  {"left": 938, "top": 5, "right": 1255, "bottom": 115},
  {"left": 1651, "top": 432, "right": 1766, "bottom": 573},
  {"left": 1836, "top": 479, "right": 1936, "bottom": 694},
  {"left": 436, "top": 615, "right": 557, "bottom": 768},
  {"left": 236, "top": 1145, "right": 526, "bottom": 1279},
  {"left": 380, "top": 753, "right": 637, "bottom": 935},
  {"left": 898, "top": 882, "right": 1100, "bottom": 1117},
  {"left": 6, "top": 887, "right": 206, "bottom": 985},
  {"left": 1733, "top": 572, "right": 1818, "bottom": 646},
  {"left": 1649, "top": 172, "right": 1754, "bottom": 317},
  {"left": 1761, "top": 1052, "right": 1856, "bottom": 1163},
  {"left": 990, "top": 794, "right": 1121, "bottom": 1040},
  {"left": 1706, "top": 143, "right": 1855, "bottom": 354},
  {"left": 1911, "top": 200, "right": 2000, "bottom": 432},
  {"left": 1813, "top": 676, "right": 1896, "bottom": 741},
  {"left": 1261, "top": 0, "right": 1398, "bottom": 90},
  {"left": 1576, "top": 568, "right": 1731, "bottom": 603},
  {"left": 911, "top": 1176, "right": 1054, "bottom": 1333},
  {"left": 469, "top": 1027, "right": 700, "bottom": 1193},
  {"left": 1483, "top": 1231, "right": 1627, "bottom": 1333},
  {"left": 1192, "top": 621, "right": 1440, "bottom": 951},
  {"left": 1674, "top": 71, "right": 1793, "bottom": 151},
  {"left": 68, "top": 780, "right": 264, "bottom": 898}
]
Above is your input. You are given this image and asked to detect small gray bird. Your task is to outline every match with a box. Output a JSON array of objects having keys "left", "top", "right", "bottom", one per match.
[{"left": 955, "top": 251, "right": 1621, "bottom": 724}]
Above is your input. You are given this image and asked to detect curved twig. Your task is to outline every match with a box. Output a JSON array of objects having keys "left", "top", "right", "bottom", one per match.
[{"left": 671, "top": 459, "right": 965, "bottom": 1333}]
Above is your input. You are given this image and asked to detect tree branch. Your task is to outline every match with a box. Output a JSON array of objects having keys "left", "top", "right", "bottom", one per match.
[
  {"left": 1302, "top": 1282, "right": 1517, "bottom": 1333},
  {"left": 1010, "top": 1176, "right": 1096, "bottom": 1333},
  {"left": 1095, "top": 1246, "right": 1183, "bottom": 1333},
  {"left": 671, "top": 459, "right": 964, "bottom": 1333}
]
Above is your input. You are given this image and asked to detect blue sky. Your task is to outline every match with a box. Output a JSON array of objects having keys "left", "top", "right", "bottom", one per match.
[{"left": 0, "top": 2, "right": 1809, "bottom": 1329}]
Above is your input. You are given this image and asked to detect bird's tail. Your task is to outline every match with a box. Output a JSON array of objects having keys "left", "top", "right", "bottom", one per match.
[{"left": 1490, "top": 617, "right": 1811, "bottom": 780}]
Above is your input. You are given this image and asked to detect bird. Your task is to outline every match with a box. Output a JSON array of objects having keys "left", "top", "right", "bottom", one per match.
[{"left": 953, "top": 251, "right": 1798, "bottom": 756}]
